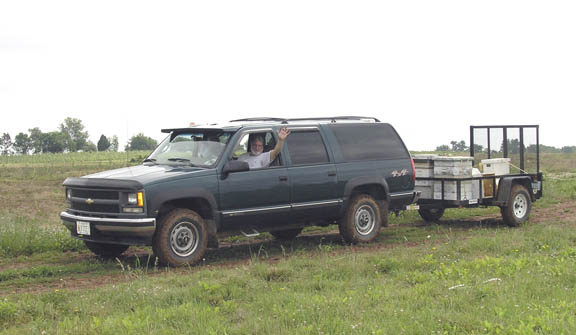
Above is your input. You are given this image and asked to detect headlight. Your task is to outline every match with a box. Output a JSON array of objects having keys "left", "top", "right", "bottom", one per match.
[
  {"left": 66, "top": 189, "right": 72, "bottom": 199},
  {"left": 127, "top": 193, "right": 138, "bottom": 205},
  {"left": 127, "top": 192, "right": 144, "bottom": 207}
]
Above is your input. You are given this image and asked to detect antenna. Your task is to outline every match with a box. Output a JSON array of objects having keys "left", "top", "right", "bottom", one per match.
[{"left": 126, "top": 121, "right": 129, "bottom": 167}]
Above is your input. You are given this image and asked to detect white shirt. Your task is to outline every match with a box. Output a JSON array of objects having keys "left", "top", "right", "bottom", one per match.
[{"left": 238, "top": 151, "right": 271, "bottom": 169}]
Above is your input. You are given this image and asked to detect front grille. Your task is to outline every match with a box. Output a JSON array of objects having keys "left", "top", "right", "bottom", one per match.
[
  {"left": 71, "top": 189, "right": 119, "bottom": 200},
  {"left": 68, "top": 187, "right": 121, "bottom": 214},
  {"left": 71, "top": 202, "right": 120, "bottom": 213}
]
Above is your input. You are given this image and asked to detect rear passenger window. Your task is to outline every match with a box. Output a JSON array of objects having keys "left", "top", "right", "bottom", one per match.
[
  {"left": 330, "top": 124, "right": 408, "bottom": 161},
  {"left": 286, "top": 130, "right": 330, "bottom": 165}
]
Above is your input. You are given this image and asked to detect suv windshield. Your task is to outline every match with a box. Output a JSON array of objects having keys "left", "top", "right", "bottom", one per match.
[{"left": 146, "top": 131, "right": 233, "bottom": 167}]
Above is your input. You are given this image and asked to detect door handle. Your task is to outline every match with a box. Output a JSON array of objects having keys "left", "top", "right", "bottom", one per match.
[
  {"left": 328, "top": 171, "right": 337, "bottom": 177},
  {"left": 279, "top": 176, "right": 288, "bottom": 182}
]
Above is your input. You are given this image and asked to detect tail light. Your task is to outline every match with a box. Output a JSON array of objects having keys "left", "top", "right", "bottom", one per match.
[{"left": 410, "top": 157, "right": 416, "bottom": 182}]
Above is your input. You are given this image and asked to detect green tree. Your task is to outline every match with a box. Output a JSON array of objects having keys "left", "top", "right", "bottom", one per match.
[
  {"left": 435, "top": 145, "right": 450, "bottom": 152},
  {"left": 109, "top": 135, "right": 119, "bottom": 152},
  {"left": 450, "top": 140, "right": 468, "bottom": 152},
  {"left": 97, "top": 135, "right": 111, "bottom": 151},
  {"left": 0, "top": 133, "right": 13, "bottom": 155},
  {"left": 527, "top": 144, "right": 561, "bottom": 153},
  {"left": 125, "top": 133, "right": 157, "bottom": 151},
  {"left": 28, "top": 127, "right": 45, "bottom": 154},
  {"left": 501, "top": 139, "right": 524, "bottom": 154},
  {"left": 13, "top": 132, "right": 32, "bottom": 154},
  {"left": 85, "top": 141, "right": 97, "bottom": 152},
  {"left": 59, "top": 117, "right": 89, "bottom": 152},
  {"left": 42, "top": 131, "right": 68, "bottom": 153}
]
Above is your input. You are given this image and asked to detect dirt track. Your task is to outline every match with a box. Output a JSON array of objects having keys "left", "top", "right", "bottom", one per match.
[{"left": 3, "top": 200, "right": 575, "bottom": 296}]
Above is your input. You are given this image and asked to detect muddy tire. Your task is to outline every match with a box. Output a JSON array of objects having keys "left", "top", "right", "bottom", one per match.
[
  {"left": 152, "top": 209, "right": 208, "bottom": 267},
  {"left": 270, "top": 228, "right": 303, "bottom": 240},
  {"left": 418, "top": 208, "right": 445, "bottom": 222},
  {"left": 339, "top": 195, "right": 383, "bottom": 244},
  {"left": 84, "top": 241, "right": 129, "bottom": 258},
  {"left": 501, "top": 184, "right": 531, "bottom": 227}
]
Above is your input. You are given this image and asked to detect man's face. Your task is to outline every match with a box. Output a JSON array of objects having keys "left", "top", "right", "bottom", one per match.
[{"left": 250, "top": 140, "right": 264, "bottom": 155}]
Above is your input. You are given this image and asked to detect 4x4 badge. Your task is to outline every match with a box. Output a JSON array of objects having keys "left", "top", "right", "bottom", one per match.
[
  {"left": 85, "top": 198, "right": 94, "bottom": 205},
  {"left": 391, "top": 169, "right": 408, "bottom": 177}
]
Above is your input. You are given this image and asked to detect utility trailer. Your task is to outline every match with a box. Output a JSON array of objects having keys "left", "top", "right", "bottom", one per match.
[{"left": 413, "top": 125, "right": 543, "bottom": 226}]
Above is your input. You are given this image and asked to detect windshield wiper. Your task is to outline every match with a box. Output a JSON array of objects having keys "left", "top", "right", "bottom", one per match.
[
  {"left": 167, "top": 158, "right": 198, "bottom": 166},
  {"left": 142, "top": 158, "right": 157, "bottom": 164}
]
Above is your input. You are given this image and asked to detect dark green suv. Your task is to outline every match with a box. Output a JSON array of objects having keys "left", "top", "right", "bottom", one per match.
[{"left": 61, "top": 117, "right": 418, "bottom": 266}]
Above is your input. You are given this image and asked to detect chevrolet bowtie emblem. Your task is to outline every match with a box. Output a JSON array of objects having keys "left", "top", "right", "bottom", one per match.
[{"left": 85, "top": 198, "right": 94, "bottom": 205}]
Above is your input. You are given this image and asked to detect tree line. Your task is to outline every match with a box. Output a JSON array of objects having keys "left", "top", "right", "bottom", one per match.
[
  {"left": 436, "top": 139, "right": 576, "bottom": 154},
  {"left": 0, "top": 118, "right": 158, "bottom": 155}
]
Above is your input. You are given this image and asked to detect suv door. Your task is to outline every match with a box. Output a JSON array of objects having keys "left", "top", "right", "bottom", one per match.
[
  {"left": 219, "top": 130, "right": 290, "bottom": 231},
  {"left": 285, "top": 128, "right": 340, "bottom": 222}
]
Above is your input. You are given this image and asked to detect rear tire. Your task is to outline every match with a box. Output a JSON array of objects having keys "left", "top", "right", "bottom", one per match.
[
  {"left": 152, "top": 209, "right": 208, "bottom": 267},
  {"left": 418, "top": 208, "right": 445, "bottom": 222},
  {"left": 270, "top": 228, "right": 303, "bottom": 240},
  {"left": 339, "top": 195, "right": 383, "bottom": 244},
  {"left": 501, "top": 184, "right": 531, "bottom": 227},
  {"left": 84, "top": 241, "right": 129, "bottom": 258}
]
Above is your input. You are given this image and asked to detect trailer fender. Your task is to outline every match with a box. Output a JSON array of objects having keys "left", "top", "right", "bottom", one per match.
[{"left": 496, "top": 176, "right": 535, "bottom": 204}]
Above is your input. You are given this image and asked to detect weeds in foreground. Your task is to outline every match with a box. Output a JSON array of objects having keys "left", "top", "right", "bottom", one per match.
[{"left": 0, "top": 213, "right": 83, "bottom": 257}]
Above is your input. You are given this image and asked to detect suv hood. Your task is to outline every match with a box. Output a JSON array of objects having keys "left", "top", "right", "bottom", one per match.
[{"left": 82, "top": 164, "right": 213, "bottom": 186}]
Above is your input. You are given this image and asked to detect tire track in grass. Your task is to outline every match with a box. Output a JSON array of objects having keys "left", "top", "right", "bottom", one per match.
[{"left": 2, "top": 200, "right": 575, "bottom": 296}]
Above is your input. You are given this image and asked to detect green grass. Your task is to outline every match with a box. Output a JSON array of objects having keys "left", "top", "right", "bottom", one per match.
[
  {"left": 0, "top": 151, "right": 150, "bottom": 165},
  {"left": 0, "top": 151, "right": 575, "bottom": 333},
  {"left": 2, "top": 220, "right": 576, "bottom": 334},
  {"left": 0, "top": 212, "right": 84, "bottom": 257}
]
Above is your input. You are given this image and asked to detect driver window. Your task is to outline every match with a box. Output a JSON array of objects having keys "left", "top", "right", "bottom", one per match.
[{"left": 232, "top": 132, "right": 282, "bottom": 167}]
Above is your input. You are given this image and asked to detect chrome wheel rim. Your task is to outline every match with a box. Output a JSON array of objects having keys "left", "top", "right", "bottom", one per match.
[
  {"left": 513, "top": 193, "right": 528, "bottom": 218},
  {"left": 355, "top": 205, "right": 376, "bottom": 236},
  {"left": 170, "top": 221, "right": 199, "bottom": 257}
]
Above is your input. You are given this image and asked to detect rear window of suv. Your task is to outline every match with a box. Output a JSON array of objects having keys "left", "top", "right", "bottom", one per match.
[{"left": 329, "top": 123, "right": 408, "bottom": 161}]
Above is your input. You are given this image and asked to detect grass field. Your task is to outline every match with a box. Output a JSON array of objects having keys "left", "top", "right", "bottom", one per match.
[{"left": 0, "top": 151, "right": 575, "bottom": 334}]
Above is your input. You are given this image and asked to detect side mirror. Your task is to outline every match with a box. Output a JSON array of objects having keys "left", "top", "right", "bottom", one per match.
[{"left": 222, "top": 160, "right": 249, "bottom": 177}]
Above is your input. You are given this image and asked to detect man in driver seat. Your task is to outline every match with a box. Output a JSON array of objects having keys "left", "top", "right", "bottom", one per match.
[{"left": 238, "top": 127, "right": 290, "bottom": 169}]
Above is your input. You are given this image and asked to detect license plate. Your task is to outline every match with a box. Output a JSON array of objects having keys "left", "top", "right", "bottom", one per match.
[{"left": 76, "top": 221, "right": 91, "bottom": 235}]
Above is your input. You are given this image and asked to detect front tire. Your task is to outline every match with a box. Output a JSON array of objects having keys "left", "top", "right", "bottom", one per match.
[
  {"left": 152, "top": 209, "right": 208, "bottom": 267},
  {"left": 501, "top": 184, "right": 531, "bottom": 227},
  {"left": 84, "top": 241, "right": 129, "bottom": 258},
  {"left": 339, "top": 195, "right": 383, "bottom": 244}
]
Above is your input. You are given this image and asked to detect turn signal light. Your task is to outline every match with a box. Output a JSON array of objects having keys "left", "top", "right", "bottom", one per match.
[{"left": 137, "top": 192, "right": 144, "bottom": 207}]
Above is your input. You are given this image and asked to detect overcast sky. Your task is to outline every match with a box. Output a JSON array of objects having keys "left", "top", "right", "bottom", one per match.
[{"left": 1, "top": 1, "right": 575, "bottom": 151}]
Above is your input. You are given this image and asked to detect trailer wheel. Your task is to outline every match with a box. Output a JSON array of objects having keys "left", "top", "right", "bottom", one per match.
[
  {"left": 270, "top": 228, "right": 303, "bottom": 240},
  {"left": 152, "top": 209, "right": 208, "bottom": 267},
  {"left": 339, "top": 195, "right": 383, "bottom": 244},
  {"left": 84, "top": 241, "right": 129, "bottom": 258},
  {"left": 418, "top": 208, "right": 445, "bottom": 222},
  {"left": 501, "top": 184, "right": 531, "bottom": 227}
]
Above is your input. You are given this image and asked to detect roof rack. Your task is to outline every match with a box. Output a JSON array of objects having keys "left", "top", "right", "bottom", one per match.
[
  {"left": 229, "top": 116, "right": 380, "bottom": 123},
  {"left": 229, "top": 117, "right": 286, "bottom": 122}
]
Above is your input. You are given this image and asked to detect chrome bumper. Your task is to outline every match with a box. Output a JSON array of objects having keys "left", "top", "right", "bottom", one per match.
[{"left": 60, "top": 212, "right": 156, "bottom": 235}]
